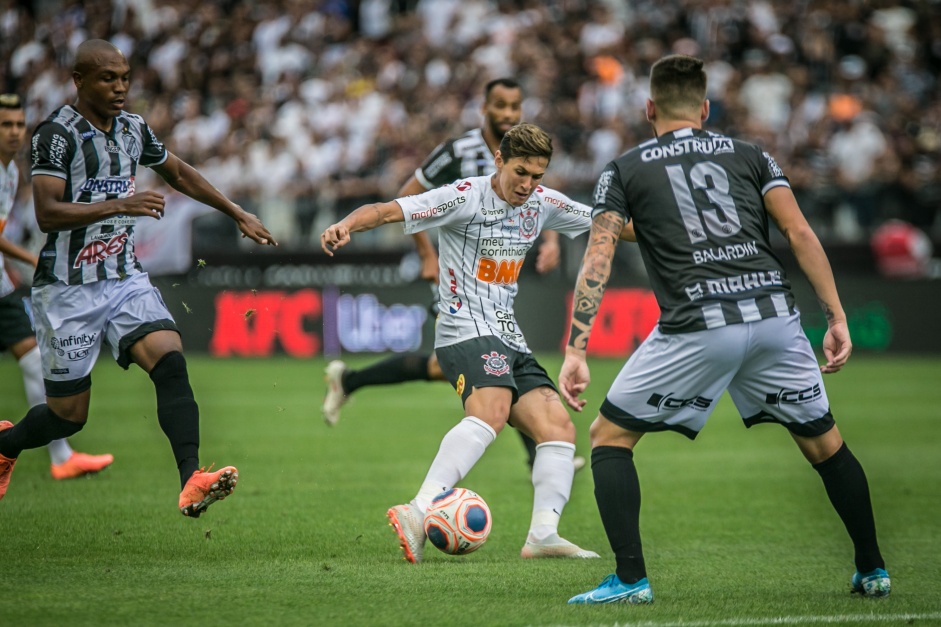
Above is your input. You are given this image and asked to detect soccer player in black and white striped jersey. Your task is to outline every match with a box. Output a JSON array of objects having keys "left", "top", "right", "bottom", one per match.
[
  {"left": 0, "top": 92, "right": 113, "bottom": 481},
  {"left": 561, "top": 55, "right": 888, "bottom": 604},
  {"left": 0, "top": 40, "right": 276, "bottom": 518}
]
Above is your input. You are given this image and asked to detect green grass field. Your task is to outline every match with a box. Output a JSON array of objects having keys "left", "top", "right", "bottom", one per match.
[{"left": 1, "top": 354, "right": 939, "bottom": 626}]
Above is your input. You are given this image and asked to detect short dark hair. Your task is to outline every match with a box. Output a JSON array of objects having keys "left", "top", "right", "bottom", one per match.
[
  {"left": 498, "top": 123, "right": 552, "bottom": 163},
  {"left": 0, "top": 93, "right": 23, "bottom": 110},
  {"left": 484, "top": 78, "right": 522, "bottom": 101},
  {"left": 649, "top": 55, "right": 707, "bottom": 119}
]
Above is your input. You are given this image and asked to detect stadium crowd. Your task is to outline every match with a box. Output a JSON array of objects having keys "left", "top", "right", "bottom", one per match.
[{"left": 1, "top": 0, "right": 939, "bottom": 253}]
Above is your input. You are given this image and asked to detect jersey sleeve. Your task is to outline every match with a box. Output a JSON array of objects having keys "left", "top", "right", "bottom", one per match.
[
  {"left": 30, "top": 122, "right": 76, "bottom": 180},
  {"left": 139, "top": 120, "right": 168, "bottom": 167},
  {"left": 591, "top": 161, "right": 630, "bottom": 221},
  {"left": 539, "top": 188, "right": 593, "bottom": 238},
  {"left": 401, "top": 182, "right": 477, "bottom": 234},
  {"left": 414, "top": 138, "right": 462, "bottom": 190},
  {"left": 758, "top": 148, "right": 790, "bottom": 196}
]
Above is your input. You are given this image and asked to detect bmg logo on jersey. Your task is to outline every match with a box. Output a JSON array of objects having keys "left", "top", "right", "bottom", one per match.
[
  {"left": 647, "top": 392, "right": 712, "bottom": 412},
  {"left": 765, "top": 383, "right": 822, "bottom": 406},
  {"left": 51, "top": 332, "right": 97, "bottom": 360}
]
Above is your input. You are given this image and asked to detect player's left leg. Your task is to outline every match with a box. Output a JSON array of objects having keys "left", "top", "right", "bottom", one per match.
[{"left": 510, "top": 376, "right": 598, "bottom": 559}]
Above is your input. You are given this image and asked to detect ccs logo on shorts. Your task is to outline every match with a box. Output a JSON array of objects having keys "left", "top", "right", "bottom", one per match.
[
  {"left": 481, "top": 351, "right": 510, "bottom": 376},
  {"left": 647, "top": 392, "right": 712, "bottom": 412},
  {"left": 765, "top": 384, "right": 821, "bottom": 405},
  {"left": 455, "top": 374, "right": 465, "bottom": 396}
]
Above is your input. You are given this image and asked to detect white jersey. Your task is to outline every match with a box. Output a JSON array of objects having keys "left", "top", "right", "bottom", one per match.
[
  {"left": 400, "top": 175, "right": 592, "bottom": 353},
  {"left": 0, "top": 159, "right": 19, "bottom": 297}
]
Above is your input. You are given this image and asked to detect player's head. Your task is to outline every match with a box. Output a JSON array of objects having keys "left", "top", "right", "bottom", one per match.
[
  {"left": 0, "top": 93, "right": 26, "bottom": 161},
  {"left": 482, "top": 78, "right": 523, "bottom": 140},
  {"left": 647, "top": 54, "right": 709, "bottom": 128},
  {"left": 72, "top": 39, "right": 130, "bottom": 122},
  {"left": 493, "top": 123, "right": 552, "bottom": 207}
]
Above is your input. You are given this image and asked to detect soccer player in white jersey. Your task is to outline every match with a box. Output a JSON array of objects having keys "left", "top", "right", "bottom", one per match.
[
  {"left": 561, "top": 55, "right": 888, "bottom": 605},
  {"left": 322, "top": 123, "right": 632, "bottom": 563},
  {"left": 0, "top": 93, "right": 113, "bottom": 480},
  {"left": 0, "top": 40, "right": 277, "bottom": 517},
  {"left": 320, "top": 78, "right": 582, "bottom": 473}
]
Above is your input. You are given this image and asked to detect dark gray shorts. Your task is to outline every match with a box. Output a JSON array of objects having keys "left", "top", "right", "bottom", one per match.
[
  {"left": 0, "top": 291, "right": 34, "bottom": 351},
  {"left": 436, "top": 336, "right": 557, "bottom": 406}
]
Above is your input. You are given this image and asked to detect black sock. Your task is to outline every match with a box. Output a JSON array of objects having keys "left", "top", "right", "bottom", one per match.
[
  {"left": 150, "top": 352, "right": 200, "bottom": 489},
  {"left": 342, "top": 353, "right": 433, "bottom": 394},
  {"left": 0, "top": 404, "right": 83, "bottom": 459},
  {"left": 522, "top": 432, "right": 538, "bottom": 467},
  {"left": 592, "top": 446, "right": 646, "bottom": 583},
  {"left": 813, "top": 442, "right": 884, "bottom": 573}
]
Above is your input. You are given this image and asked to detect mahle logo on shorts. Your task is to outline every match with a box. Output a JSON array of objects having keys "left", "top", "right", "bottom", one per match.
[
  {"left": 765, "top": 384, "right": 821, "bottom": 406},
  {"left": 647, "top": 392, "right": 712, "bottom": 412},
  {"left": 481, "top": 351, "right": 510, "bottom": 376},
  {"left": 51, "top": 333, "right": 97, "bottom": 361}
]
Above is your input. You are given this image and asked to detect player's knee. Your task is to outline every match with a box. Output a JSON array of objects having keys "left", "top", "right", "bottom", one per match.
[
  {"left": 46, "top": 396, "right": 90, "bottom": 425},
  {"left": 589, "top": 415, "right": 636, "bottom": 449},
  {"left": 149, "top": 352, "right": 194, "bottom": 401}
]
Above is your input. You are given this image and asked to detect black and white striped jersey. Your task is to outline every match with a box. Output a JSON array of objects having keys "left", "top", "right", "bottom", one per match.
[
  {"left": 30, "top": 105, "right": 168, "bottom": 287},
  {"left": 594, "top": 127, "right": 797, "bottom": 334},
  {"left": 401, "top": 175, "right": 592, "bottom": 353},
  {"left": 414, "top": 128, "right": 495, "bottom": 190}
]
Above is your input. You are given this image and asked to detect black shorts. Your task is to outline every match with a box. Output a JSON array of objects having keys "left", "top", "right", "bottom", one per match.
[
  {"left": 436, "top": 336, "right": 557, "bottom": 406},
  {"left": 0, "top": 291, "right": 35, "bottom": 352}
]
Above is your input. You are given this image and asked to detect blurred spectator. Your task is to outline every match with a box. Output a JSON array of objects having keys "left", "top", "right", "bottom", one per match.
[{"left": 0, "top": 0, "right": 938, "bottom": 253}]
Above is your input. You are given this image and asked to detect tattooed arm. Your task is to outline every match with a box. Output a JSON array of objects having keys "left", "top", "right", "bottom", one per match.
[
  {"left": 764, "top": 186, "right": 850, "bottom": 373},
  {"left": 559, "top": 210, "right": 626, "bottom": 410}
]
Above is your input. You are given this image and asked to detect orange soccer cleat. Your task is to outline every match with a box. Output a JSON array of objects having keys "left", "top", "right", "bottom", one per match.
[
  {"left": 179, "top": 466, "right": 238, "bottom": 518},
  {"left": 50, "top": 451, "right": 115, "bottom": 480},
  {"left": 0, "top": 421, "right": 18, "bottom": 501}
]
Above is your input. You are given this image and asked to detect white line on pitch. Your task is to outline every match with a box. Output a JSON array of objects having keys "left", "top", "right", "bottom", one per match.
[{"left": 546, "top": 611, "right": 941, "bottom": 627}]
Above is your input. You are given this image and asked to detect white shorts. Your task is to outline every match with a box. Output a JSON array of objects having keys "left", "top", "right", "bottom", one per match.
[
  {"left": 600, "top": 314, "right": 833, "bottom": 439},
  {"left": 31, "top": 272, "right": 178, "bottom": 396}
]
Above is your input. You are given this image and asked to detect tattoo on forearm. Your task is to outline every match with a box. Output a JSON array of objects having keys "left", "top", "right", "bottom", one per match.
[
  {"left": 821, "top": 302, "right": 835, "bottom": 322},
  {"left": 568, "top": 212, "right": 623, "bottom": 350}
]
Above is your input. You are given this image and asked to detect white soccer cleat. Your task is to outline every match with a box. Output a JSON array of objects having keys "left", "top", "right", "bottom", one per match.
[
  {"left": 322, "top": 360, "right": 348, "bottom": 426},
  {"left": 520, "top": 533, "right": 600, "bottom": 559},
  {"left": 387, "top": 503, "right": 426, "bottom": 564}
]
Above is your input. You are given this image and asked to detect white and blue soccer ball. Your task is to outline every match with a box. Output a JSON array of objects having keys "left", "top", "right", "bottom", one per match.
[{"left": 423, "top": 487, "right": 492, "bottom": 555}]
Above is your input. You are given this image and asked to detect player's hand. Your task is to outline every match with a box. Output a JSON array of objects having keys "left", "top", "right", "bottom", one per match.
[
  {"left": 821, "top": 320, "right": 852, "bottom": 373},
  {"left": 535, "top": 236, "right": 561, "bottom": 274},
  {"left": 321, "top": 224, "right": 351, "bottom": 256},
  {"left": 236, "top": 211, "right": 278, "bottom": 246},
  {"left": 117, "top": 190, "right": 165, "bottom": 219},
  {"left": 420, "top": 250, "right": 440, "bottom": 284},
  {"left": 559, "top": 350, "right": 590, "bottom": 412}
]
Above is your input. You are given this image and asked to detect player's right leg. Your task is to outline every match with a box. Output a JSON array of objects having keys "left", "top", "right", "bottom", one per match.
[{"left": 322, "top": 352, "right": 437, "bottom": 426}]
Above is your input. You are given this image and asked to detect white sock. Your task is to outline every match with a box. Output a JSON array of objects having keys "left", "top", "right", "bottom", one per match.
[
  {"left": 529, "top": 441, "right": 576, "bottom": 541},
  {"left": 18, "top": 346, "right": 73, "bottom": 465},
  {"left": 412, "top": 416, "right": 496, "bottom": 514}
]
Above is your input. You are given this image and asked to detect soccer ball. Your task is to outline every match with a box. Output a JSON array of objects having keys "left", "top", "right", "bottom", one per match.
[{"left": 423, "top": 488, "right": 492, "bottom": 555}]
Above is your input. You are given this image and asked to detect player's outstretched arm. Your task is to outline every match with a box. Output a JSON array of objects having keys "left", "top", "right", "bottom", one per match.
[
  {"left": 560, "top": 210, "right": 625, "bottom": 411},
  {"left": 320, "top": 200, "right": 405, "bottom": 256},
  {"left": 152, "top": 153, "right": 276, "bottom": 246},
  {"left": 765, "top": 186, "right": 851, "bottom": 373},
  {"left": 33, "top": 174, "right": 165, "bottom": 232}
]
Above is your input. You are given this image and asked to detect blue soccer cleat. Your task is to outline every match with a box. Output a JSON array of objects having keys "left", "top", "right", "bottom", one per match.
[
  {"left": 851, "top": 568, "right": 891, "bottom": 598},
  {"left": 567, "top": 574, "right": 654, "bottom": 605}
]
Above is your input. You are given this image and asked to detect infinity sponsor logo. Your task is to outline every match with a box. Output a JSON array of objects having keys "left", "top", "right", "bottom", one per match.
[
  {"left": 51, "top": 332, "right": 98, "bottom": 360},
  {"left": 647, "top": 392, "right": 712, "bottom": 411},
  {"left": 765, "top": 384, "right": 822, "bottom": 405}
]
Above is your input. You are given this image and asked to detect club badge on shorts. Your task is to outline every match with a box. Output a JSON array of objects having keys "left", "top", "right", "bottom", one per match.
[{"left": 481, "top": 351, "right": 509, "bottom": 376}]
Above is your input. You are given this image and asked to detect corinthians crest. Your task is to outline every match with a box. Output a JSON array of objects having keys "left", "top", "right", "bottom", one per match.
[
  {"left": 519, "top": 208, "right": 537, "bottom": 239},
  {"left": 481, "top": 351, "right": 509, "bottom": 376}
]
